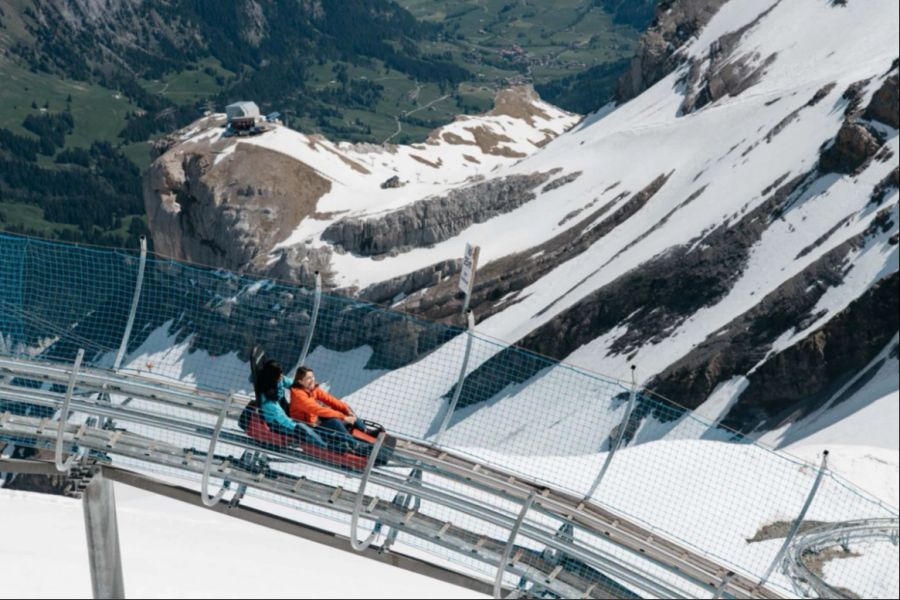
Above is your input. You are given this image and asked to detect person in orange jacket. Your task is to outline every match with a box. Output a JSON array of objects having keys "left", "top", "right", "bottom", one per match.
[{"left": 289, "top": 366, "right": 368, "bottom": 452}]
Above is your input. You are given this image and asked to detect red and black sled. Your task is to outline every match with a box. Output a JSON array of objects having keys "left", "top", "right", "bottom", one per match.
[{"left": 238, "top": 346, "right": 394, "bottom": 470}]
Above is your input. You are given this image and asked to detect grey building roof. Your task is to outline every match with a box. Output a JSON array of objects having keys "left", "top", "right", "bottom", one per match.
[{"left": 226, "top": 101, "right": 260, "bottom": 120}]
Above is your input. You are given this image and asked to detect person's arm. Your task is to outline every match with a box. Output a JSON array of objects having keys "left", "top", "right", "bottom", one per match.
[
  {"left": 315, "top": 388, "right": 357, "bottom": 425},
  {"left": 290, "top": 388, "right": 345, "bottom": 423},
  {"left": 260, "top": 398, "right": 299, "bottom": 432},
  {"left": 314, "top": 387, "right": 351, "bottom": 414}
]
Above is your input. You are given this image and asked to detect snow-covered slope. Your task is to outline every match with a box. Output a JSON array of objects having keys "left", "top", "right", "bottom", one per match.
[
  {"left": 143, "top": 0, "right": 899, "bottom": 446},
  {"left": 0, "top": 486, "right": 487, "bottom": 599}
]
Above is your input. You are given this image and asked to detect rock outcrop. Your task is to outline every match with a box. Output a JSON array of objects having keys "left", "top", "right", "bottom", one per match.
[
  {"left": 726, "top": 272, "right": 899, "bottom": 432},
  {"left": 646, "top": 205, "right": 898, "bottom": 430},
  {"left": 322, "top": 170, "right": 561, "bottom": 257},
  {"left": 143, "top": 86, "right": 578, "bottom": 288},
  {"left": 864, "top": 72, "right": 899, "bottom": 128},
  {"left": 818, "top": 74, "right": 896, "bottom": 175},
  {"left": 358, "top": 259, "right": 461, "bottom": 305},
  {"left": 616, "top": 0, "right": 730, "bottom": 103},
  {"left": 819, "top": 123, "right": 881, "bottom": 174},
  {"left": 396, "top": 172, "right": 672, "bottom": 323},
  {"left": 678, "top": 3, "right": 780, "bottom": 114},
  {"left": 144, "top": 125, "right": 331, "bottom": 276}
]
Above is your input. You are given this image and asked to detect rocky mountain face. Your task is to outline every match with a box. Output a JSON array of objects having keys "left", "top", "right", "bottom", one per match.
[
  {"left": 144, "top": 115, "right": 334, "bottom": 283},
  {"left": 144, "top": 85, "right": 579, "bottom": 288},
  {"left": 615, "top": 0, "right": 730, "bottom": 103},
  {"left": 321, "top": 170, "right": 563, "bottom": 258},
  {"left": 144, "top": 0, "right": 899, "bottom": 444}
]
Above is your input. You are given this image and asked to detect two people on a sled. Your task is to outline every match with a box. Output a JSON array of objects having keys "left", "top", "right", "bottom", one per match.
[{"left": 256, "top": 360, "right": 369, "bottom": 455}]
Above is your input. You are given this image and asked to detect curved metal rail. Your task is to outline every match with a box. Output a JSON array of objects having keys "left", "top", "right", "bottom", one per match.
[
  {"left": 785, "top": 518, "right": 899, "bottom": 599},
  {"left": 0, "top": 354, "right": 794, "bottom": 599}
]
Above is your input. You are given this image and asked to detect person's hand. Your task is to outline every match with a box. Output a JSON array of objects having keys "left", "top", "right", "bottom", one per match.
[
  {"left": 343, "top": 414, "right": 356, "bottom": 425},
  {"left": 312, "top": 416, "right": 320, "bottom": 427}
]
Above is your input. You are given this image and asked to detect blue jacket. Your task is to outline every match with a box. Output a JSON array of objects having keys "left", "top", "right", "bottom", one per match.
[{"left": 259, "top": 376, "right": 296, "bottom": 432}]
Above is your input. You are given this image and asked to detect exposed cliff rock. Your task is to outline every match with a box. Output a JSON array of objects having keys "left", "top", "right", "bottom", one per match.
[
  {"left": 818, "top": 75, "right": 895, "bottom": 175},
  {"left": 679, "top": 3, "right": 780, "bottom": 114},
  {"left": 396, "top": 173, "right": 672, "bottom": 323},
  {"left": 864, "top": 72, "right": 899, "bottom": 128},
  {"left": 437, "top": 172, "right": 810, "bottom": 412},
  {"left": 728, "top": 272, "right": 899, "bottom": 432},
  {"left": 819, "top": 123, "right": 881, "bottom": 174},
  {"left": 143, "top": 86, "right": 578, "bottom": 289},
  {"left": 358, "top": 259, "right": 461, "bottom": 305},
  {"left": 322, "top": 170, "right": 561, "bottom": 257},
  {"left": 616, "top": 0, "right": 730, "bottom": 103},
  {"left": 144, "top": 128, "right": 331, "bottom": 275},
  {"left": 647, "top": 206, "right": 898, "bottom": 428}
]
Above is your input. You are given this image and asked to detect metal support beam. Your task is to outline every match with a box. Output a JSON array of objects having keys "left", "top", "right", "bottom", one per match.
[
  {"left": 435, "top": 311, "right": 475, "bottom": 444},
  {"left": 381, "top": 468, "right": 423, "bottom": 553},
  {"left": 55, "top": 348, "right": 85, "bottom": 472},
  {"left": 0, "top": 457, "right": 61, "bottom": 475},
  {"left": 584, "top": 365, "right": 637, "bottom": 501},
  {"left": 493, "top": 493, "right": 536, "bottom": 599},
  {"left": 712, "top": 572, "right": 734, "bottom": 599},
  {"left": 350, "top": 432, "right": 388, "bottom": 551},
  {"left": 82, "top": 471, "right": 125, "bottom": 599},
  {"left": 760, "top": 451, "right": 829, "bottom": 586},
  {"left": 299, "top": 271, "right": 322, "bottom": 366}
]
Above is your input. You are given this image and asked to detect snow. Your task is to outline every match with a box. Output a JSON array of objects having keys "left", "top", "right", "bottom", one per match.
[
  {"left": 179, "top": 93, "right": 584, "bottom": 258},
  {"left": 782, "top": 444, "right": 899, "bottom": 511},
  {"left": 302, "top": 345, "right": 388, "bottom": 399},
  {"left": 821, "top": 539, "right": 900, "bottom": 600},
  {"left": 117, "top": 320, "right": 251, "bottom": 395},
  {"left": 0, "top": 486, "right": 487, "bottom": 599},
  {"left": 686, "top": 376, "right": 748, "bottom": 425},
  {"left": 279, "top": 0, "right": 900, "bottom": 420}
]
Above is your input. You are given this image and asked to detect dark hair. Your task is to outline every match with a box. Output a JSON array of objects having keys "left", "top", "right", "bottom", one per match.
[
  {"left": 256, "top": 359, "right": 283, "bottom": 398},
  {"left": 293, "top": 366, "right": 314, "bottom": 386}
]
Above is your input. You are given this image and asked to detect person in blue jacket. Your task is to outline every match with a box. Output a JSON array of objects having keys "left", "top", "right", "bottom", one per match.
[{"left": 255, "top": 359, "right": 327, "bottom": 449}]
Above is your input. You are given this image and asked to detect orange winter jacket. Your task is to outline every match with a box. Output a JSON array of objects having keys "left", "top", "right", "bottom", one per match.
[{"left": 289, "top": 385, "right": 351, "bottom": 425}]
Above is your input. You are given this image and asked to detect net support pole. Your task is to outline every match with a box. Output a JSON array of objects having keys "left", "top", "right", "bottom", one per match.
[
  {"left": 201, "top": 392, "right": 236, "bottom": 507},
  {"left": 350, "top": 432, "right": 387, "bottom": 552},
  {"left": 493, "top": 492, "right": 536, "bottom": 599},
  {"left": 55, "top": 348, "right": 85, "bottom": 472},
  {"left": 82, "top": 470, "right": 125, "bottom": 599},
  {"left": 759, "top": 450, "right": 829, "bottom": 587},
  {"left": 712, "top": 572, "right": 734, "bottom": 599},
  {"left": 299, "top": 271, "right": 321, "bottom": 366},
  {"left": 583, "top": 365, "right": 637, "bottom": 501},
  {"left": 434, "top": 310, "right": 475, "bottom": 445},
  {"left": 103, "top": 236, "right": 147, "bottom": 431},
  {"left": 113, "top": 236, "right": 147, "bottom": 372},
  {"left": 460, "top": 244, "right": 480, "bottom": 315}
]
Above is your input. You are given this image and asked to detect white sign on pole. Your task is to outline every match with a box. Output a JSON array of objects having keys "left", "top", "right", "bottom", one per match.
[{"left": 459, "top": 243, "right": 480, "bottom": 313}]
